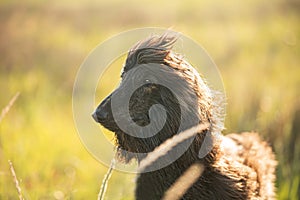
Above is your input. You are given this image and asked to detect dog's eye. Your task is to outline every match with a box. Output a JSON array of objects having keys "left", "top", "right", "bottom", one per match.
[{"left": 144, "top": 79, "right": 150, "bottom": 83}]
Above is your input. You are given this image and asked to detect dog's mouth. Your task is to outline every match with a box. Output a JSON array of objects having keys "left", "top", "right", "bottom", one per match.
[{"left": 92, "top": 115, "right": 119, "bottom": 133}]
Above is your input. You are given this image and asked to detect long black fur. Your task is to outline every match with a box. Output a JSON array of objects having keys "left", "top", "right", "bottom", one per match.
[{"left": 93, "top": 33, "right": 277, "bottom": 200}]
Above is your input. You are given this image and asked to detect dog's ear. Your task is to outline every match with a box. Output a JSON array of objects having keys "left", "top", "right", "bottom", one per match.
[
  {"left": 159, "top": 86, "right": 175, "bottom": 105},
  {"left": 158, "top": 86, "right": 182, "bottom": 115},
  {"left": 159, "top": 83, "right": 194, "bottom": 111}
]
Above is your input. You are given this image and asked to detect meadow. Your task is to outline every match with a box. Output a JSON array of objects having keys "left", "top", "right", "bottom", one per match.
[{"left": 0, "top": 0, "right": 299, "bottom": 199}]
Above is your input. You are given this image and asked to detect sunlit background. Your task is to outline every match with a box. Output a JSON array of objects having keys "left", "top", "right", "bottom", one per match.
[{"left": 0, "top": 0, "right": 299, "bottom": 199}]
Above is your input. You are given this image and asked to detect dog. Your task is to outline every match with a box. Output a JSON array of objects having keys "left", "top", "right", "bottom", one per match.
[{"left": 92, "top": 33, "right": 277, "bottom": 200}]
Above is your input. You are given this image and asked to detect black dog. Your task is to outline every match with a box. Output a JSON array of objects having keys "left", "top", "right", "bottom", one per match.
[{"left": 93, "top": 33, "right": 277, "bottom": 200}]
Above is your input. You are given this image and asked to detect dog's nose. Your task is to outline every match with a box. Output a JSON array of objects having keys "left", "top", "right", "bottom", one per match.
[
  {"left": 92, "top": 109, "right": 108, "bottom": 123},
  {"left": 92, "top": 111, "right": 99, "bottom": 122},
  {"left": 93, "top": 93, "right": 112, "bottom": 123}
]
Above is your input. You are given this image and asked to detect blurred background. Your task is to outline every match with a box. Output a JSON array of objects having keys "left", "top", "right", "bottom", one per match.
[{"left": 0, "top": 0, "right": 299, "bottom": 199}]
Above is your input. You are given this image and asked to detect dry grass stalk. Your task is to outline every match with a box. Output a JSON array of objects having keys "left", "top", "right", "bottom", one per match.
[
  {"left": 8, "top": 160, "right": 24, "bottom": 200},
  {"left": 162, "top": 163, "right": 205, "bottom": 200},
  {"left": 98, "top": 159, "right": 115, "bottom": 200},
  {"left": 138, "top": 123, "right": 209, "bottom": 172},
  {"left": 0, "top": 92, "right": 20, "bottom": 123}
]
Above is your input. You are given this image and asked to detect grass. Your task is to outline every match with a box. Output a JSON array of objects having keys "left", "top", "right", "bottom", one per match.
[
  {"left": 0, "top": 93, "right": 20, "bottom": 123},
  {"left": 0, "top": 0, "right": 299, "bottom": 199},
  {"left": 8, "top": 160, "right": 25, "bottom": 200},
  {"left": 98, "top": 159, "right": 115, "bottom": 200},
  {"left": 163, "top": 163, "right": 205, "bottom": 200}
]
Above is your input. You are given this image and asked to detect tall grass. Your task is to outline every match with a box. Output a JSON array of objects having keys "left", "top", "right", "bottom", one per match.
[
  {"left": 8, "top": 160, "right": 24, "bottom": 200},
  {"left": 98, "top": 159, "right": 115, "bottom": 200},
  {"left": 0, "top": 93, "right": 23, "bottom": 199},
  {"left": 0, "top": 92, "right": 19, "bottom": 123},
  {"left": 163, "top": 163, "right": 205, "bottom": 200}
]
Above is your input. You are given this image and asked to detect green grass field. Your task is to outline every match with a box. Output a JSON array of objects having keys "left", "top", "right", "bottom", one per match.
[{"left": 0, "top": 0, "right": 299, "bottom": 199}]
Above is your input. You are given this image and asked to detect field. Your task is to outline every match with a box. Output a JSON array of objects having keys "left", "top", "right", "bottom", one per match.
[{"left": 0, "top": 0, "right": 299, "bottom": 199}]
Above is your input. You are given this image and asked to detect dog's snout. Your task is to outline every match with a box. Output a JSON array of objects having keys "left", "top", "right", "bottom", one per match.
[
  {"left": 92, "top": 111, "right": 99, "bottom": 122},
  {"left": 92, "top": 108, "right": 108, "bottom": 123},
  {"left": 92, "top": 94, "right": 112, "bottom": 123}
]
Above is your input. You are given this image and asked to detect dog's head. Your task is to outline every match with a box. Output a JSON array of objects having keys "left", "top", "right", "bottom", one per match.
[{"left": 92, "top": 33, "right": 222, "bottom": 162}]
